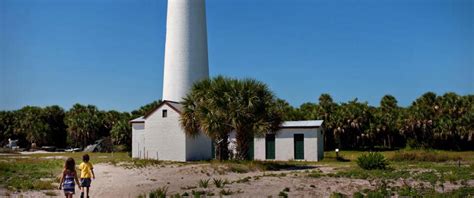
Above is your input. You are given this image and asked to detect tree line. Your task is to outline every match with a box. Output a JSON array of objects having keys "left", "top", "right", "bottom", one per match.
[
  {"left": 0, "top": 102, "right": 161, "bottom": 150},
  {"left": 279, "top": 92, "right": 473, "bottom": 151},
  {"left": 0, "top": 89, "right": 472, "bottom": 152}
]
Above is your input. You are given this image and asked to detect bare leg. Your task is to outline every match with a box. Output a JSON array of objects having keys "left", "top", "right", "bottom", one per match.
[{"left": 86, "top": 187, "right": 89, "bottom": 197}]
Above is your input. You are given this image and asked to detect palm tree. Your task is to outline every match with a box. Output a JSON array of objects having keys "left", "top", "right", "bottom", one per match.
[
  {"left": 181, "top": 76, "right": 283, "bottom": 160},
  {"left": 65, "top": 104, "right": 102, "bottom": 148},
  {"left": 181, "top": 76, "right": 234, "bottom": 160},
  {"left": 227, "top": 78, "right": 282, "bottom": 160},
  {"left": 15, "top": 106, "right": 51, "bottom": 147}
]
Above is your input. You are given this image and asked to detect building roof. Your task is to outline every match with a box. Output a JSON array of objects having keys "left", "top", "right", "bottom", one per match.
[
  {"left": 143, "top": 100, "right": 182, "bottom": 119},
  {"left": 129, "top": 116, "right": 145, "bottom": 123},
  {"left": 130, "top": 102, "right": 324, "bottom": 128},
  {"left": 280, "top": 120, "right": 323, "bottom": 128}
]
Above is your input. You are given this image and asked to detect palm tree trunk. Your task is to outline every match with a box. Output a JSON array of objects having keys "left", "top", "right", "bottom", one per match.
[
  {"left": 216, "top": 134, "right": 229, "bottom": 161},
  {"left": 235, "top": 129, "right": 251, "bottom": 160}
]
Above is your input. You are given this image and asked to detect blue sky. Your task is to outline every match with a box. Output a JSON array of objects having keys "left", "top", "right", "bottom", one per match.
[{"left": 1, "top": 0, "right": 473, "bottom": 112}]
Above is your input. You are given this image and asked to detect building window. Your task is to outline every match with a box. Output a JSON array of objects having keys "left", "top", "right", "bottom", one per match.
[{"left": 162, "top": 109, "right": 167, "bottom": 118}]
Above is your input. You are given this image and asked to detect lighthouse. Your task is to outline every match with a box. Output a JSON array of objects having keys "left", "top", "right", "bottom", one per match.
[
  {"left": 131, "top": 0, "right": 325, "bottom": 162},
  {"left": 162, "top": 0, "right": 209, "bottom": 102}
]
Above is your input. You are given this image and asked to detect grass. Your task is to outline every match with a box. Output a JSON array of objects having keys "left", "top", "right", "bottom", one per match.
[
  {"left": 209, "top": 159, "right": 315, "bottom": 173},
  {"left": 352, "top": 183, "right": 474, "bottom": 198},
  {"left": 220, "top": 189, "right": 234, "bottom": 195},
  {"left": 0, "top": 157, "right": 62, "bottom": 191},
  {"left": 0, "top": 152, "right": 132, "bottom": 191},
  {"left": 330, "top": 192, "right": 347, "bottom": 198},
  {"left": 391, "top": 150, "right": 463, "bottom": 162},
  {"left": 320, "top": 150, "right": 474, "bottom": 182},
  {"left": 148, "top": 186, "right": 168, "bottom": 198},
  {"left": 198, "top": 178, "right": 210, "bottom": 188},
  {"left": 212, "top": 178, "right": 227, "bottom": 188},
  {"left": 323, "top": 150, "right": 474, "bottom": 162}
]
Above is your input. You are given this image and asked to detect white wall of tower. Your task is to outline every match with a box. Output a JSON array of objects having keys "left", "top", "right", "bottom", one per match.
[{"left": 162, "top": 0, "right": 209, "bottom": 102}]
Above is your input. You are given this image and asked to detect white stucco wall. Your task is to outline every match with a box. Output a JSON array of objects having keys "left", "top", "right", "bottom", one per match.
[
  {"left": 131, "top": 123, "right": 145, "bottom": 158},
  {"left": 144, "top": 105, "right": 186, "bottom": 161}
]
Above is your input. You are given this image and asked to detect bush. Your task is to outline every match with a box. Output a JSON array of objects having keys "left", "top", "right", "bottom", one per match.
[
  {"left": 352, "top": 192, "right": 364, "bottom": 198},
  {"left": 356, "top": 152, "right": 388, "bottom": 170},
  {"left": 278, "top": 191, "right": 288, "bottom": 198},
  {"left": 149, "top": 186, "right": 168, "bottom": 198},
  {"left": 213, "top": 178, "right": 225, "bottom": 188},
  {"left": 329, "top": 192, "right": 347, "bottom": 198},
  {"left": 198, "top": 178, "right": 210, "bottom": 188}
]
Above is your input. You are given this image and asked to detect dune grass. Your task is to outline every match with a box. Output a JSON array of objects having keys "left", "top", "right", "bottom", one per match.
[{"left": 0, "top": 152, "right": 132, "bottom": 191}]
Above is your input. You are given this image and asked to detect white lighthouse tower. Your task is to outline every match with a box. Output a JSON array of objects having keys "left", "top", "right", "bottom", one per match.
[{"left": 162, "top": 0, "right": 209, "bottom": 102}]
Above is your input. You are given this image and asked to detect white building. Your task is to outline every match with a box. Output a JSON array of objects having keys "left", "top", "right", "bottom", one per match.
[
  {"left": 130, "top": 101, "right": 212, "bottom": 161},
  {"left": 131, "top": 101, "right": 324, "bottom": 162},
  {"left": 131, "top": 0, "right": 324, "bottom": 162}
]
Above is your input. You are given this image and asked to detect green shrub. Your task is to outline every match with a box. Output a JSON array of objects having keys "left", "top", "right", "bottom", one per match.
[
  {"left": 398, "top": 185, "right": 422, "bottom": 197},
  {"left": 149, "top": 186, "right": 168, "bottom": 198},
  {"left": 213, "top": 178, "right": 225, "bottom": 188},
  {"left": 366, "top": 191, "right": 384, "bottom": 198},
  {"left": 329, "top": 192, "right": 347, "bottom": 198},
  {"left": 220, "top": 189, "right": 233, "bottom": 195},
  {"left": 198, "top": 178, "right": 210, "bottom": 188},
  {"left": 356, "top": 152, "right": 388, "bottom": 170},
  {"left": 278, "top": 191, "right": 288, "bottom": 198},
  {"left": 191, "top": 190, "right": 206, "bottom": 197},
  {"left": 352, "top": 192, "right": 364, "bottom": 198}
]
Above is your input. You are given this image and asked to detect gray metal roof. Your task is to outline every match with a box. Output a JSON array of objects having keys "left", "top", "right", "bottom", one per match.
[
  {"left": 130, "top": 116, "right": 145, "bottom": 123},
  {"left": 167, "top": 102, "right": 183, "bottom": 113},
  {"left": 281, "top": 120, "right": 324, "bottom": 128}
]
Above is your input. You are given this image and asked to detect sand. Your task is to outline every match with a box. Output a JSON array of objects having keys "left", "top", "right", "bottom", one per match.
[{"left": 3, "top": 163, "right": 473, "bottom": 198}]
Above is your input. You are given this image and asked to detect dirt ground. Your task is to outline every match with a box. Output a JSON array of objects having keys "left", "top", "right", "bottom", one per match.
[
  {"left": 1, "top": 163, "right": 375, "bottom": 197},
  {"left": 2, "top": 162, "right": 473, "bottom": 198}
]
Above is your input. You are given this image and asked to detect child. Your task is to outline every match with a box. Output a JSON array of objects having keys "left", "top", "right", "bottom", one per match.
[
  {"left": 59, "top": 158, "right": 81, "bottom": 198},
  {"left": 78, "top": 154, "right": 95, "bottom": 198}
]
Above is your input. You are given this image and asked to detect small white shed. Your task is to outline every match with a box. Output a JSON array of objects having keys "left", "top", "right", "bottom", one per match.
[{"left": 253, "top": 120, "right": 324, "bottom": 161}]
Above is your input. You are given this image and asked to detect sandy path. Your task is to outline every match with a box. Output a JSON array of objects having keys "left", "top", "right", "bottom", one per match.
[
  {"left": 3, "top": 163, "right": 373, "bottom": 197},
  {"left": 4, "top": 163, "right": 473, "bottom": 197}
]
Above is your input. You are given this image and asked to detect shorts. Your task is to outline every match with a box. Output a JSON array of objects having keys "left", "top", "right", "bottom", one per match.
[{"left": 80, "top": 178, "right": 92, "bottom": 187}]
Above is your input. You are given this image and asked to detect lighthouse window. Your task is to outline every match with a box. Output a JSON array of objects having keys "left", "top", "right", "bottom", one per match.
[{"left": 162, "top": 110, "right": 168, "bottom": 118}]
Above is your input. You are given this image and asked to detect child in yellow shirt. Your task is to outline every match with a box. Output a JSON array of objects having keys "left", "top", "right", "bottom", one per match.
[{"left": 79, "top": 154, "right": 95, "bottom": 198}]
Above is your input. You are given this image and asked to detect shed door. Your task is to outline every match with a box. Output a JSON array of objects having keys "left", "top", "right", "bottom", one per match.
[
  {"left": 246, "top": 138, "right": 254, "bottom": 160},
  {"left": 265, "top": 134, "right": 275, "bottom": 159},
  {"left": 294, "top": 134, "right": 304, "bottom": 160}
]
